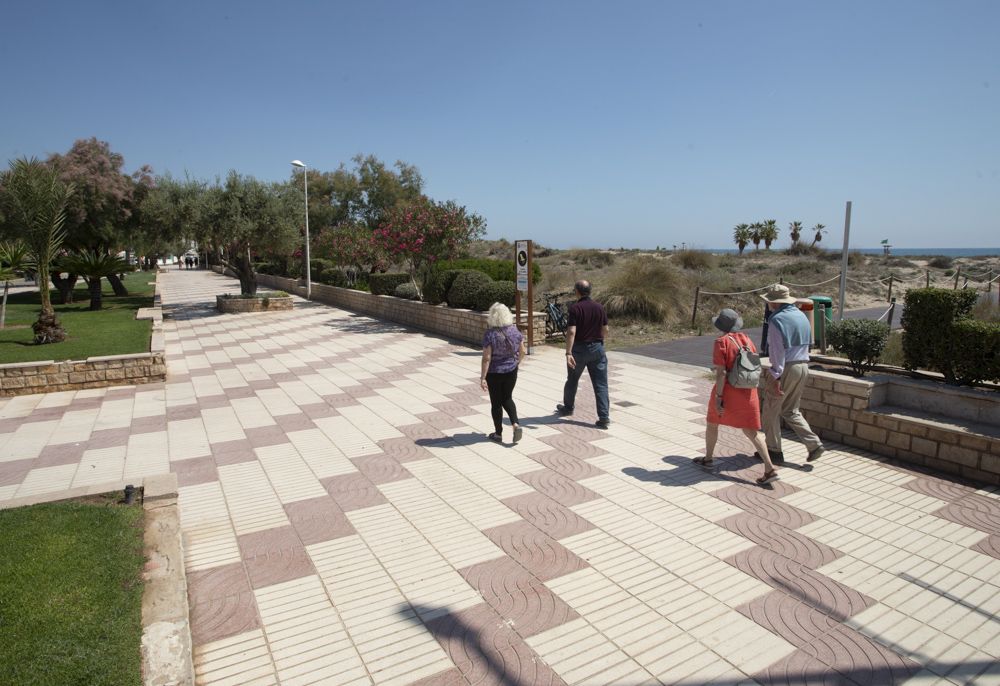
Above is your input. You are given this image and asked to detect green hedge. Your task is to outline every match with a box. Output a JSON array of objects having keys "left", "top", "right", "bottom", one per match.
[
  {"left": 431, "top": 258, "right": 541, "bottom": 286},
  {"left": 318, "top": 268, "right": 348, "bottom": 288},
  {"left": 901, "top": 288, "right": 979, "bottom": 382},
  {"left": 447, "top": 270, "right": 493, "bottom": 309},
  {"left": 393, "top": 282, "right": 419, "bottom": 300},
  {"left": 828, "top": 319, "right": 890, "bottom": 377},
  {"left": 423, "top": 269, "right": 462, "bottom": 305},
  {"left": 951, "top": 320, "right": 1000, "bottom": 385},
  {"left": 370, "top": 273, "right": 411, "bottom": 296},
  {"left": 473, "top": 280, "right": 517, "bottom": 311}
]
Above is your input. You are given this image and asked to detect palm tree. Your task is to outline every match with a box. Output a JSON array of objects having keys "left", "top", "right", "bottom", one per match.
[
  {"left": 810, "top": 223, "right": 827, "bottom": 247},
  {"left": 0, "top": 158, "right": 74, "bottom": 344},
  {"left": 0, "top": 241, "right": 31, "bottom": 329},
  {"left": 789, "top": 221, "right": 803, "bottom": 245},
  {"left": 750, "top": 222, "right": 763, "bottom": 251},
  {"left": 762, "top": 219, "right": 779, "bottom": 250},
  {"left": 59, "top": 251, "right": 132, "bottom": 311},
  {"left": 732, "top": 224, "right": 752, "bottom": 255}
]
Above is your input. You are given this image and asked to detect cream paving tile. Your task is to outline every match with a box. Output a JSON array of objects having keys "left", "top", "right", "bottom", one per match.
[
  {"left": 285, "top": 428, "right": 357, "bottom": 479},
  {"left": 295, "top": 372, "right": 342, "bottom": 398},
  {"left": 379, "top": 478, "right": 503, "bottom": 569},
  {"left": 191, "top": 374, "right": 226, "bottom": 398},
  {"left": 276, "top": 380, "right": 324, "bottom": 406},
  {"left": 165, "top": 381, "right": 198, "bottom": 407},
  {"left": 526, "top": 617, "right": 654, "bottom": 686},
  {"left": 253, "top": 387, "right": 302, "bottom": 416},
  {"left": 338, "top": 405, "right": 404, "bottom": 442},
  {"left": 356, "top": 395, "right": 421, "bottom": 428},
  {"left": 403, "top": 459, "right": 522, "bottom": 530},
  {"left": 254, "top": 575, "right": 371, "bottom": 686},
  {"left": 254, "top": 443, "right": 328, "bottom": 503},
  {"left": 35, "top": 390, "right": 75, "bottom": 408},
  {"left": 48, "top": 408, "right": 99, "bottom": 444},
  {"left": 217, "top": 461, "right": 290, "bottom": 535},
  {"left": 192, "top": 629, "right": 278, "bottom": 686},
  {"left": 72, "top": 445, "right": 127, "bottom": 487},
  {"left": 201, "top": 406, "right": 247, "bottom": 444},
  {"left": 312, "top": 416, "right": 380, "bottom": 459},
  {"left": 167, "top": 417, "right": 212, "bottom": 461},
  {"left": 0, "top": 419, "right": 59, "bottom": 461},
  {"left": 124, "top": 430, "right": 169, "bottom": 479},
  {"left": 230, "top": 397, "right": 277, "bottom": 429},
  {"left": 0, "top": 484, "right": 19, "bottom": 501},
  {"left": 178, "top": 481, "right": 241, "bottom": 571},
  {"left": 0, "top": 394, "right": 42, "bottom": 419},
  {"left": 309, "top": 536, "right": 453, "bottom": 685},
  {"left": 132, "top": 389, "right": 167, "bottom": 419},
  {"left": 15, "top": 463, "right": 78, "bottom": 498}
]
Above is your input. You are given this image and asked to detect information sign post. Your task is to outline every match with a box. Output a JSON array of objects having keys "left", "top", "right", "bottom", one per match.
[{"left": 515, "top": 240, "right": 533, "bottom": 353}]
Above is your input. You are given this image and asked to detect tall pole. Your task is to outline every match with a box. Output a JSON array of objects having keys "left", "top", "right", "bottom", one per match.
[
  {"left": 837, "top": 201, "right": 852, "bottom": 320},
  {"left": 303, "top": 166, "right": 311, "bottom": 300}
]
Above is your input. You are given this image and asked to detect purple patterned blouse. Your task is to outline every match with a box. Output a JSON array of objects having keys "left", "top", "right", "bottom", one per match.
[{"left": 482, "top": 325, "right": 524, "bottom": 374}]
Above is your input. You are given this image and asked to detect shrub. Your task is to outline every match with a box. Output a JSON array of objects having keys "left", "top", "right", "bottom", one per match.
[
  {"left": 786, "top": 243, "right": 821, "bottom": 257},
  {"left": 430, "top": 257, "right": 541, "bottom": 286},
  {"left": 318, "top": 268, "right": 348, "bottom": 288},
  {"left": 447, "top": 270, "right": 493, "bottom": 309},
  {"left": 393, "top": 282, "right": 419, "bottom": 300},
  {"left": 901, "top": 288, "right": 979, "bottom": 382},
  {"left": 827, "top": 319, "right": 890, "bottom": 376},
  {"left": 673, "top": 249, "right": 716, "bottom": 270},
  {"left": 369, "top": 273, "right": 411, "bottom": 296},
  {"left": 882, "top": 256, "right": 917, "bottom": 268},
  {"left": 601, "top": 256, "right": 687, "bottom": 323},
  {"left": 567, "top": 249, "right": 615, "bottom": 268},
  {"left": 927, "top": 255, "right": 953, "bottom": 269},
  {"left": 423, "top": 269, "right": 461, "bottom": 304},
  {"left": 951, "top": 319, "right": 1000, "bottom": 384},
  {"left": 310, "top": 259, "right": 335, "bottom": 280},
  {"left": 473, "top": 280, "right": 516, "bottom": 311}
]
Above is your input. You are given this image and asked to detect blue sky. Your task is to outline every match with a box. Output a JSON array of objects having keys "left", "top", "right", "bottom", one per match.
[{"left": 2, "top": 0, "right": 997, "bottom": 249}]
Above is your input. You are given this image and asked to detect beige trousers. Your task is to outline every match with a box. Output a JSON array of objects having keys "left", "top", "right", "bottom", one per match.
[{"left": 762, "top": 363, "right": 822, "bottom": 453}]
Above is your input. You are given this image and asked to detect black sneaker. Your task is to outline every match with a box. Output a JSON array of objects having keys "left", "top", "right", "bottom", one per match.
[
  {"left": 556, "top": 404, "right": 574, "bottom": 416},
  {"left": 595, "top": 418, "right": 610, "bottom": 429}
]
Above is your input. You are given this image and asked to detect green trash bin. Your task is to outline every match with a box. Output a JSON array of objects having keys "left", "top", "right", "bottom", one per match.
[{"left": 809, "top": 296, "right": 833, "bottom": 348}]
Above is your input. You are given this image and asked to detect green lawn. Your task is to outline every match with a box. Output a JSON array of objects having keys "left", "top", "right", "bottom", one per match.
[
  {"left": 0, "top": 495, "right": 145, "bottom": 686},
  {"left": 0, "top": 272, "right": 154, "bottom": 363}
]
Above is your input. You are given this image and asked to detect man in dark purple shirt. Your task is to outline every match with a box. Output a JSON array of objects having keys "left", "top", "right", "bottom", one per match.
[{"left": 557, "top": 280, "right": 611, "bottom": 428}]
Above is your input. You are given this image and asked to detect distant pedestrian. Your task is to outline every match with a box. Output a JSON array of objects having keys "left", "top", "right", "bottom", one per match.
[
  {"left": 556, "top": 280, "right": 610, "bottom": 428},
  {"left": 186, "top": 255, "right": 193, "bottom": 269},
  {"left": 480, "top": 303, "right": 526, "bottom": 444},
  {"left": 758, "top": 284, "right": 825, "bottom": 464},
  {"left": 695, "top": 309, "right": 779, "bottom": 484}
]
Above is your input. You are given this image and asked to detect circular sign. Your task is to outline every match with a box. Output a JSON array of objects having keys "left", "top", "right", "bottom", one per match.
[{"left": 517, "top": 250, "right": 528, "bottom": 267}]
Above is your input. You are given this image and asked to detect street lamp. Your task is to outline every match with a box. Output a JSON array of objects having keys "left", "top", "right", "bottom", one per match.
[{"left": 291, "top": 160, "right": 311, "bottom": 299}]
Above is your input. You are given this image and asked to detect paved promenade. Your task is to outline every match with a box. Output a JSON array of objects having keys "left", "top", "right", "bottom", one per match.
[{"left": 1, "top": 270, "right": 999, "bottom": 685}]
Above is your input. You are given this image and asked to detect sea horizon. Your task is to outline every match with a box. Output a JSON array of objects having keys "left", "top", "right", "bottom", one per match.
[{"left": 700, "top": 247, "right": 1000, "bottom": 257}]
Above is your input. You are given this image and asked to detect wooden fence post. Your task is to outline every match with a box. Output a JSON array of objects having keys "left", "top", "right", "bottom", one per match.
[
  {"left": 926, "top": 270, "right": 930, "bottom": 288},
  {"left": 691, "top": 286, "right": 701, "bottom": 328},
  {"left": 887, "top": 274, "right": 893, "bottom": 302},
  {"left": 954, "top": 266, "right": 961, "bottom": 290}
]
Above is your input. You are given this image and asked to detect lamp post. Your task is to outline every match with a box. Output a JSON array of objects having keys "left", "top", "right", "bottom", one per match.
[{"left": 291, "top": 160, "right": 311, "bottom": 299}]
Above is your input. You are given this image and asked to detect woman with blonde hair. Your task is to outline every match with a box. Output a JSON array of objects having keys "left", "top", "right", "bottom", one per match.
[{"left": 480, "top": 302, "right": 527, "bottom": 443}]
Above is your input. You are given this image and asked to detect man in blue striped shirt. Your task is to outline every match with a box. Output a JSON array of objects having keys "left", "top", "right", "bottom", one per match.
[{"left": 759, "top": 284, "right": 824, "bottom": 465}]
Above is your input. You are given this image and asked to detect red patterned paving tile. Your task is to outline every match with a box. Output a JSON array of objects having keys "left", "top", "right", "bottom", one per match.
[
  {"left": 971, "top": 534, "right": 1000, "bottom": 560},
  {"left": 378, "top": 436, "right": 434, "bottom": 461},
  {"left": 173, "top": 456, "right": 219, "bottom": 488},
  {"left": 954, "top": 492, "right": 1000, "bottom": 518},
  {"left": 502, "top": 492, "right": 595, "bottom": 540},
  {"left": 85, "top": 427, "right": 132, "bottom": 449},
  {"left": 418, "top": 411, "right": 466, "bottom": 431},
  {"left": 518, "top": 468, "right": 601, "bottom": 507},
  {"left": 186, "top": 563, "right": 260, "bottom": 645},
  {"left": 273, "top": 413, "right": 316, "bottom": 433},
  {"left": 934, "top": 501, "right": 1000, "bottom": 536},
  {"left": 904, "top": 475, "right": 978, "bottom": 502},
  {"left": 405, "top": 667, "right": 466, "bottom": 686},
  {"left": 247, "top": 378, "right": 278, "bottom": 391},
  {"left": 425, "top": 604, "right": 569, "bottom": 686},
  {"left": 269, "top": 372, "right": 299, "bottom": 383},
  {"left": 538, "top": 433, "right": 606, "bottom": 460},
  {"left": 344, "top": 386, "right": 377, "bottom": 400},
  {"left": 726, "top": 547, "right": 875, "bottom": 621},
  {"left": 104, "top": 386, "right": 137, "bottom": 399},
  {"left": 712, "top": 484, "right": 817, "bottom": 529},
  {"left": 737, "top": 590, "right": 840, "bottom": 648},
  {"left": 802, "top": 624, "right": 922, "bottom": 684},
  {"left": 211, "top": 439, "right": 256, "bottom": 466},
  {"left": 299, "top": 402, "right": 338, "bottom": 419},
  {"left": 483, "top": 521, "right": 589, "bottom": 582},
  {"left": 432, "top": 400, "right": 476, "bottom": 418},
  {"left": 719, "top": 512, "right": 841, "bottom": 569},
  {"left": 166, "top": 405, "right": 202, "bottom": 422},
  {"left": 321, "top": 472, "right": 388, "bottom": 511},
  {"left": 460, "top": 555, "right": 581, "bottom": 638},
  {"left": 0, "top": 418, "right": 25, "bottom": 433},
  {"left": 446, "top": 391, "right": 485, "bottom": 406},
  {"left": 22, "top": 407, "right": 67, "bottom": 422},
  {"left": 131, "top": 415, "right": 168, "bottom": 434},
  {"left": 237, "top": 525, "right": 316, "bottom": 589},
  {"left": 0, "top": 458, "right": 33, "bottom": 487},
  {"left": 553, "top": 421, "right": 605, "bottom": 442},
  {"left": 529, "top": 449, "right": 604, "bottom": 481},
  {"left": 283, "top": 496, "right": 356, "bottom": 545},
  {"left": 224, "top": 386, "right": 256, "bottom": 400},
  {"left": 353, "top": 454, "right": 411, "bottom": 485},
  {"left": 755, "top": 649, "right": 858, "bottom": 686},
  {"left": 34, "top": 442, "right": 87, "bottom": 468},
  {"left": 196, "top": 395, "right": 231, "bottom": 411},
  {"left": 244, "top": 425, "right": 289, "bottom": 449},
  {"left": 320, "top": 393, "right": 358, "bottom": 408}
]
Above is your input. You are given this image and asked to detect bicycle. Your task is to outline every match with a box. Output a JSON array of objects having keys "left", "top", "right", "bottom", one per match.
[{"left": 543, "top": 291, "right": 571, "bottom": 337}]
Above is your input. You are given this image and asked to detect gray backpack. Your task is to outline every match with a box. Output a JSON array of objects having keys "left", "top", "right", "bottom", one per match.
[{"left": 726, "top": 335, "right": 761, "bottom": 389}]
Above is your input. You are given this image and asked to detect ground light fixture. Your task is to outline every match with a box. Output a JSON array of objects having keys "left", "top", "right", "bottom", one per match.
[{"left": 291, "top": 160, "right": 311, "bottom": 299}]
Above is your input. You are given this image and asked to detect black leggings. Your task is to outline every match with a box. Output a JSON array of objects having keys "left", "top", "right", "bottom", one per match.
[{"left": 486, "top": 368, "right": 519, "bottom": 433}]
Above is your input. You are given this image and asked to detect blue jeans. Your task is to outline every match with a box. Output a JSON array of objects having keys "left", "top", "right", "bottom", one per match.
[{"left": 563, "top": 341, "right": 609, "bottom": 421}]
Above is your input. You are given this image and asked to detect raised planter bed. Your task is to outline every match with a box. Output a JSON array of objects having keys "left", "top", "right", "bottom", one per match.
[{"left": 215, "top": 293, "right": 292, "bottom": 313}]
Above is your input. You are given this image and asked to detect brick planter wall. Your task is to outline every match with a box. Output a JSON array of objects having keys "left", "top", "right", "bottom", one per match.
[
  {"left": 795, "top": 367, "right": 1000, "bottom": 485},
  {"left": 216, "top": 295, "right": 293, "bottom": 313},
  {"left": 254, "top": 273, "right": 547, "bottom": 346}
]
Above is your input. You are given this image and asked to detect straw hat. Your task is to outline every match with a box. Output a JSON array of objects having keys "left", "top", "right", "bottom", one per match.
[
  {"left": 712, "top": 308, "right": 743, "bottom": 333},
  {"left": 760, "top": 283, "right": 796, "bottom": 304}
]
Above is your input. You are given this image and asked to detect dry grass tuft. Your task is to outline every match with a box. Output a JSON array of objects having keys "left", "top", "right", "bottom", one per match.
[{"left": 600, "top": 256, "right": 688, "bottom": 323}]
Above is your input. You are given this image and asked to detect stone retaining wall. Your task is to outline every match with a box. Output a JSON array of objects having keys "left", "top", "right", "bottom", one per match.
[
  {"left": 797, "top": 368, "right": 1000, "bottom": 485},
  {"left": 216, "top": 294, "right": 293, "bottom": 313},
  {"left": 253, "top": 272, "right": 547, "bottom": 346}
]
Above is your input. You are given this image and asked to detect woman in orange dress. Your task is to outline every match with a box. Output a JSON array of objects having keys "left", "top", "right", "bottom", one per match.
[{"left": 694, "top": 308, "right": 779, "bottom": 485}]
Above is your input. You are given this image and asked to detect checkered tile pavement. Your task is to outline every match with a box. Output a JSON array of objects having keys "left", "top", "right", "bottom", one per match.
[{"left": 2, "top": 269, "right": 999, "bottom": 685}]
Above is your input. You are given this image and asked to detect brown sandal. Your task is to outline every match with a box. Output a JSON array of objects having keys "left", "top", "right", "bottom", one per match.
[
  {"left": 756, "top": 469, "right": 779, "bottom": 485},
  {"left": 693, "top": 457, "right": 714, "bottom": 468}
]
